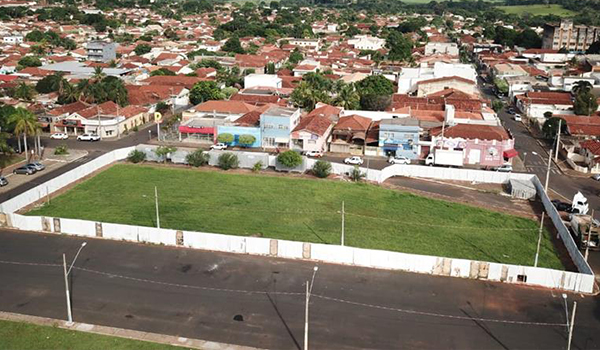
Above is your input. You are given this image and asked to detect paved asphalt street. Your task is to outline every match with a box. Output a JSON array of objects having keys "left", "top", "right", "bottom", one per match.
[{"left": 1, "top": 230, "right": 599, "bottom": 350}]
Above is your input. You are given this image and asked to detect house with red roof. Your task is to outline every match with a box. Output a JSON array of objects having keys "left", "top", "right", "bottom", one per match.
[
  {"left": 578, "top": 140, "right": 600, "bottom": 173},
  {"left": 515, "top": 91, "right": 573, "bottom": 123},
  {"left": 330, "top": 114, "right": 373, "bottom": 154},
  {"left": 291, "top": 113, "right": 333, "bottom": 153}
]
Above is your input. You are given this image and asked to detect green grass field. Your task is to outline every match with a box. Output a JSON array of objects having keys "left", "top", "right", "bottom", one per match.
[
  {"left": 0, "top": 320, "right": 189, "bottom": 350},
  {"left": 28, "top": 164, "right": 563, "bottom": 269},
  {"left": 497, "top": 4, "right": 576, "bottom": 17}
]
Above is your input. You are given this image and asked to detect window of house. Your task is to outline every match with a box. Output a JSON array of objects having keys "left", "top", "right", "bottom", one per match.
[{"left": 106, "top": 130, "right": 113, "bottom": 136}]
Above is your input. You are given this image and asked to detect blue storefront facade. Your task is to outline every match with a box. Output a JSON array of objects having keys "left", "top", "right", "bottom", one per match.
[{"left": 378, "top": 119, "right": 421, "bottom": 159}]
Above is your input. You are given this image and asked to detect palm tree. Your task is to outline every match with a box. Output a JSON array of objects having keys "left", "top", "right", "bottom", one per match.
[
  {"left": 13, "top": 82, "right": 36, "bottom": 102},
  {"left": 334, "top": 83, "right": 360, "bottom": 110},
  {"left": 9, "top": 108, "right": 39, "bottom": 160},
  {"left": 92, "top": 67, "right": 106, "bottom": 82},
  {"left": 76, "top": 79, "right": 92, "bottom": 103}
]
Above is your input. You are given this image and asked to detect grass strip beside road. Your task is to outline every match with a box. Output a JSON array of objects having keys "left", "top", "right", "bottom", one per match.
[
  {"left": 28, "top": 164, "right": 564, "bottom": 269},
  {"left": 0, "top": 319, "right": 189, "bottom": 350}
]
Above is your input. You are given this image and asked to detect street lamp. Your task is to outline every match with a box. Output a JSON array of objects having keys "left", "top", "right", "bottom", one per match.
[
  {"left": 63, "top": 242, "right": 87, "bottom": 325},
  {"left": 304, "top": 266, "right": 319, "bottom": 350},
  {"left": 142, "top": 186, "right": 160, "bottom": 229}
]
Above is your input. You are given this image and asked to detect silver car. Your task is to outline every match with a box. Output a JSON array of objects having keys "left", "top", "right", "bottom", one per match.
[{"left": 26, "top": 162, "right": 45, "bottom": 171}]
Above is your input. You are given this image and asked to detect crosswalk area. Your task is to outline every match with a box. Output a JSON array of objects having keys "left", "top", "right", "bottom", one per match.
[{"left": 525, "top": 159, "right": 561, "bottom": 175}]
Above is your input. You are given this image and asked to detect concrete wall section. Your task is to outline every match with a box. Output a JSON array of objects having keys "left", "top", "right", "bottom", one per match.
[{"left": 60, "top": 218, "right": 97, "bottom": 238}]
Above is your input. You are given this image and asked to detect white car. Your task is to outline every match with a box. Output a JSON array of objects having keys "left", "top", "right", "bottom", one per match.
[
  {"left": 77, "top": 133, "right": 100, "bottom": 141},
  {"left": 50, "top": 132, "right": 68, "bottom": 140},
  {"left": 344, "top": 156, "right": 363, "bottom": 165},
  {"left": 388, "top": 156, "right": 410, "bottom": 165},
  {"left": 305, "top": 150, "right": 323, "bottom": 158},
  {"left": 494, "top": 164, "right": 513, "bottom": 172},
  {"left": 210, "top": 143, "right": 228, "bottom": 150},
  {"left": 514, "top": 114, "right": 522, "bottom": 122}
]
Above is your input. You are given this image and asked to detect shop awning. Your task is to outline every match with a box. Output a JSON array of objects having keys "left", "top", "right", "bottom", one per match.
[
  {"left": 503, "top": 149, "right": 519, "bottom": 158},
  {"left": 179, "top": 126, "right": 215, "bottom": 134}
]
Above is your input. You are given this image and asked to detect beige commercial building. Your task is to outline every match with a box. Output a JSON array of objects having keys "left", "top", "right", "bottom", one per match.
[{"left": 542, "top": 20, "right": 600, "bottom": 52}]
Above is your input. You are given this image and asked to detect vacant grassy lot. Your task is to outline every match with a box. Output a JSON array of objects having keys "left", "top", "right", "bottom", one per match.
[
  {"left": 0, "top": 320, "right": 189, "bottom": 350},
  {"left": 28, "top": 164, "right": 563, "bottom": 269},
  {"left": 497, "top": 4, "right": 576, "bottom": 17}
]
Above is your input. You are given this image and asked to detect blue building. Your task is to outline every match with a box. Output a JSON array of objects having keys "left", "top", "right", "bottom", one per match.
[
  {"left": 216, "top": 125, "right": 262, "bottom": 147},
  {"left": 378, "top": 118, "right": 421, "bottom": 159},
  {"left": 260, "top": 106, "right": 301, "bottom": 149}
]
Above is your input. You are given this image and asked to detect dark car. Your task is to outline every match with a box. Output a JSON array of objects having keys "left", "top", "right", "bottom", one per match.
[
  {"left": 0, "top": 176, "right": 7, "bottom": 186},
  {"left": 551, "top": 199, "right": 571, "bottom": 212},
  {"left": 13, "top": 166, "right": 35, "bottom": 175},
  {"left": 507, "top": 107, "right": 516, "bottom": 115}
]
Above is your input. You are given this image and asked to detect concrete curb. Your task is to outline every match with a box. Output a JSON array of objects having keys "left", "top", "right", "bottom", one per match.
[{"left": 0, "top": 311, "right": 261, "bottom": 350}]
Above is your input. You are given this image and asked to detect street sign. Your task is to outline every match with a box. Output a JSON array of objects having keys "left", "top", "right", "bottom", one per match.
[{"left": 154, "top": 112, "right": 163, "bottom": 124}]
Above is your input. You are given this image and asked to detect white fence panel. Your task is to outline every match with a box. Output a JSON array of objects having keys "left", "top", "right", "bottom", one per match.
[
  {"left": 9, "top": 214, "right": 42, "bottom": 231},
  {"left": 450, "top": 259, "right": 471, "bottom": 278},
  {"left": 487, "top": 263, "right": 503, "bottom": 281},
  {"left": 311, "top": 244, "right": 353, "bottom": 264},
  {"left": 137, "top": 226, "right": 177, "bottom": 246},
  {"left": 277, "top": 240, "right": 304, "bottom": 259},
  {"left": 229, "top": 236, "right": 247, "bottom": 253},
  {"left": 60, "top": 218, "right": 96, "bottom": 237},
  {"left": 409, "top": 255, "right": 437, "bottom": 274},
  {"left": 102, "top": 222, "right": 138, "bottom": 242},
  {"left": 245, "top": 236, "right": 270, "bottom": 255}
]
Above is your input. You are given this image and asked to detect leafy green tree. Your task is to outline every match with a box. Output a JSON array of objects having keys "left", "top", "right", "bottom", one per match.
[
  {"left": 17, "top": 56, "right": 42, "bottom": 69},
  {"left": 238, "top": 134, "right": 256, "bottom": 147},
  {"left": 516, "top": 29, "right": 542, "bottom": 49},
  {"left": 542, "top": 117, "right": 567, "bottom": 139},
  {"left": 185, "top": 148, "right": 210, "bottom": 167},
  {"left": 494, "top": 78, "right": 509, "bottom": 94},
  {"left": 217, "top": 133, "right": 234, "bottom": 144},
  {"left": 92, "top": 66, "right": 106, "bottom": 82},
  {"left": 35, "top": 73, "right": 63, "bottom": 93},
  {"left": 12, "top": 82, "right": 36, "bottom": 101},
  {"left": 586, "top": 40, "right": 600, "bottom": 54},
  {"left": 349, "top": 166, "right": 365, "bottom": 182},
  {"left": 189, "top": 81, "right": 225, "bottom": 105},
  {"left": 333, "top": 83, "right": 360, "bottom": 110},
  {"left": 312, "top": 160, "right": 331, "bottom": 178},
  {"left": 154, "top": 146, "right": 177, "bottom": 163},
  {"left": 222, "top": 87, "right": 238, "bottom": 99},
  {"left": 277, "top": 150, "right": 302, "bottom": 168},
  {"left": 288, "top": 48, "right": 303, "bottom": 65},
  {"left": 127, "top": 150, "right": 146, "bottom": 163},
  {"left": 386, "top": 31, "right": 413, "bottom": 62},
  {"left": 150, "top": 68, "right": 176, "bottom": 76},
  {"left": 218, "top": 153, "right": 239, "bottom": 170},
  {"left": 290, "top": 81, "right": 330, "bottom": 111},
  {"left": 573, "top": 81, "right": 598, "bottom": 116},
  {"left": 266, "top": 62, "right": 276, "bottom": 74},
  {"left": 492, "top": 100, "right": 504, "bottom": 112},
  {"left": 222, "top": 36, "right": 245, "bottom": 54},
  {"left": 355, "top": 75, "right": 394, "bottom": 111},
  {"left": 134, "top": 43, "right": 152, "bottom": 56}
]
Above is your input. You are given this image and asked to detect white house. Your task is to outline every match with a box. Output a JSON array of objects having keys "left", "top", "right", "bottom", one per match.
[
  {"left": 3, "top": 34, "right": 23, "bottom": 45},
  {"left": 424, "top": 42, "right": 459, "bottom": 56},
  {"left": 397, "top": 62, "right": 477, "bottom": 94},
  {"left": 244, "top": 74, "right": 282, "bottom": 89},
  {"left": 348, "top": 35, "right": 386, "bottom": 51}
]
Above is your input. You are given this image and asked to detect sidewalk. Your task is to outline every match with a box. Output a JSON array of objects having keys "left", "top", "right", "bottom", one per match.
[{"left": 0, "top": 311, "right": 261, "bottom": 350}]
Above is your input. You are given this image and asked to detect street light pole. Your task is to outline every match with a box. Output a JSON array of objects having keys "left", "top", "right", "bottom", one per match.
[
  {"left": 544, "top": 149, "right": 553, "bottom": 193},
  {"left": 63, "top": 242, "right": 87, "bottom": 325},
  {"left": 341, "top": 201, "right": 345, "bottom": 246},
  {"left": 304, "top": 266, "right": 319, "bottom": 350},
  {"left": 555, "top": 119, "right": 562, "bottom": 162},
  {"left": 534, "top": 212, "right": 545, "bottom": 267},
  {"left": 567, "top": 301, "right": 577, "bottom": 350},
  {"left": 155, "top": 186, "right": 160, "bottom": 229}
]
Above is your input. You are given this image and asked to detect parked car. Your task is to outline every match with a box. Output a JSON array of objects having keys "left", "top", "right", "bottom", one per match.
[
  {"left": 77, "top": 133, "right": 100, "bottom": 141},
  {"left": 344, "top": 156, "right": 363, "bottom": 165},
  {"left": 592, "top": 174, "right": 600, "bottom": 181},
  {"left": 26, "top": 162, "right": 45, "bottom": 171},
  {"left": 494, "top": 164, "right": 513, "bottom": 172},
  {"left": 552, "top": 199, "right": 572, "bottom": 212},
  {"left": 388, "top": 156, "right": 410, "bottom": 165},
  {"left": 507, "top": 107, "right": 515, "bottom": 115},
  {"left": 13, "top": 166, "right": 35, "bottom": 175},
  {"left": 514, "top": 114, "right": 522, "bottom": 122},
  {"left": 305, "top": 150, "right": 323, "bottom": 158},
  {"left": 50, "top": 132, "right": 68, "bottom": 140},
  {"left": 0, "top": 176, "right": 7, "bottom": 186},
  {"left": 210, "top": 143, "right": 228, "bottom": 150}
]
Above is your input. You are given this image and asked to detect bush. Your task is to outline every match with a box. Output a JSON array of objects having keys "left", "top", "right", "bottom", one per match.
[
  {"left": 132, "top": 125, "right": 139, "bottom": 132},
  {"left": 277, "top": 150, "right": 302, "bottom": 168},
  {"left": 218, "top": 153, "right": 239, "bottom": 170},
  {"left": 186, "top": 149, "right": 210, "bottom": 167},
  {"left": 127, "top": 149, "right": 146, "bottom": 163},
  {"left": 54, "top": 144, "right": 69, "bottom": 155},
  {"left": 217, "top": 133, "right": 234, "bottom": 144},
  {"left": 349, "top": 166, "right": 365, "bottom": 182},
  {"left": 252, "top": 160, "right": 263, "bottom": 172},
  {"left": 312, "top": 160, "right": 331, "bottom": 178},
  {"left": 154, "top": 146, "right": 177, "bottom": 163}
]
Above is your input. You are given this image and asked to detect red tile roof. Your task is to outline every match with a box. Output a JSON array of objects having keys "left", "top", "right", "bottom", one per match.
[
  {"left": 580, "top": 140, "right": 600, "bottom": 156},
  {"left": 431, "top": 124, "right": 510, "bottom": 140},
  {"left": 334, "top": 114, "right": 371, "bottom": 131},
  {"left": 49, "top": 101, "right": 89, "bottom": 116},
  {"left": 194, "top": 100, "right": 257, "bottom": 114},
  {"left": 293, "top": 114, "right": 332, "bottom": 136},
  {"left": 142, "top": 75, "right": 205, "bottom": 89},
  {"left": 416, "top": 75, "right": 475, "bottom": 86}
]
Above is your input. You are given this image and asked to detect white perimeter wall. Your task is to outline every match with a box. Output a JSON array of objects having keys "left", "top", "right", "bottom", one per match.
[{"left": 0, "top": 146, "right": 594, "bottom": 293}]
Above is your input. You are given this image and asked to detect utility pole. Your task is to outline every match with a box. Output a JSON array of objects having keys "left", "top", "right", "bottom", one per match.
[
  {"left": 96, "top": 105, "right": 102, "bottom": 140},
  {"left": 440, "top": 120, "right": 446, "bottom": 149},
  {"left": 544, "top": 149, "right": 553, "bottom": 193},
  {"left": 534, "top": 212, "right": 545, "bottom": 267},
  {"left": 554, "top": 119, "right": 561, "bottom": 162},
  {"left": 567, "top": 301, "right": 577, "bottom": 350},
  {"left": 341, "top": 201, "right": 345, "bottom": 246},
  {"left": 155, "top": 186, "right": 160, "bottom": 229},
  {"left": 584, "top": 209, "right": 595, "bottom": 261}
]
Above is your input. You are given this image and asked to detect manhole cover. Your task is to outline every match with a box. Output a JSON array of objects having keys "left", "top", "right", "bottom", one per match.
[{"left": 233, "top": 314, "right": 244, "bottom": 322}]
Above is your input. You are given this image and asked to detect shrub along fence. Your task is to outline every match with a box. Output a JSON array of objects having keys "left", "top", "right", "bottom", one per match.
[{"left": 0, "top": 146, "right": 594, "bottom": 293}]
